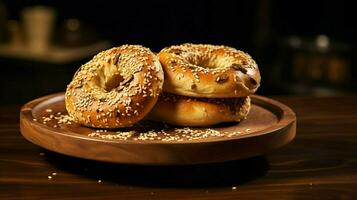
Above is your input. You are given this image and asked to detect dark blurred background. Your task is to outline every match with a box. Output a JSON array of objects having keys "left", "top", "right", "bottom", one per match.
[{"left": 0, "top": 0, "right": 356, "bottom": 104}]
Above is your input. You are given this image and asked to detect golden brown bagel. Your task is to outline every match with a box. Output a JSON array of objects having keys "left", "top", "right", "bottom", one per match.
[
  {"left": 158, "top": 43, "right": 260, "bottom": 98},
  {"left": 147, "top": 93, "right": 251, "bottom": 127},
  {"left": 65, "top": 45, "right": 164, "bottom": 128}
]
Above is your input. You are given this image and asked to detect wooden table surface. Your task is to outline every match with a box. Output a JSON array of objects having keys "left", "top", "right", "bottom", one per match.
[{"left": 1, "top": 96, "right": 357, "bottom": 199}]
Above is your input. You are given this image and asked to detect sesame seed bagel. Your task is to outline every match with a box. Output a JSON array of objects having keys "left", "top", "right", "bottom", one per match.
[
  {"left": 147, "top": 93, "right": 251, "bottom": 127},
  {"left": 158, "top": 43, "right": 261, "bottom": 98},
  {"left": 65, "top": 45, "right": 164, "bottom": 128}
]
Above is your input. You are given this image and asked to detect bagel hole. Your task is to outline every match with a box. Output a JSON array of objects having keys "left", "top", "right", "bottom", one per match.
[
  {"left": 104, "top": 73, "right": 123, "bottom": 92},
  {"left": 187, "top": 56, "right": 229, "bottom": 69},
  {"left": 187, "top": 56, "right": 212, "bottom": 68}
]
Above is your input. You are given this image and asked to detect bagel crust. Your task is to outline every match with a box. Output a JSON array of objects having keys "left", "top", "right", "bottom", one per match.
[
  {"left": 147, "top": 93, "right": 251, "bottom": 127},
  {"left": 159, "top": 43, "right": 261, "bottom": 98},
  {"left": 65, "top": 45, "right": 164, "bottom": 128}
]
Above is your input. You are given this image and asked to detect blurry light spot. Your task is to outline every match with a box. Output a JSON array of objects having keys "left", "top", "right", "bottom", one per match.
[
  {"left": 289, "top": 36, "right": 301, "bottom": 48},
  {"left": 316, "top": 35, "right": 329, "bottom": 49},
  {"left": 66, "top": 19, "right": 80, "bottom": 31}
]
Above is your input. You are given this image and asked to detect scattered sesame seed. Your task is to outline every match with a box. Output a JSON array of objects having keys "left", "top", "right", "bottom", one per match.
[{"left": 87, "top": 125, "right": 251, "bottom": 142}]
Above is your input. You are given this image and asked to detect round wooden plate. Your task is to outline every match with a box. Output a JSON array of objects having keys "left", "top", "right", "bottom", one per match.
[{"left": 20, "top": 93, "right": 296, "bottom": 165}]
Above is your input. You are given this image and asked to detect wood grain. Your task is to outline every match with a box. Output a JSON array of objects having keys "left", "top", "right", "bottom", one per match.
[
  {"left": 1, "top": 96, "right": 357, "bottom": 199},
  {"left": 19, "top": 93, "right": 296, "bottom": 165}
]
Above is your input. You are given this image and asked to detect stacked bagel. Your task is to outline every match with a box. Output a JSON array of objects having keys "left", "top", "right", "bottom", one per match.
[
  {"left": 147, "top": 44, "right": 261, "bottom": 126},
  {"left": 65, "top": 44, "right": 260, "bottom": 128}
]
